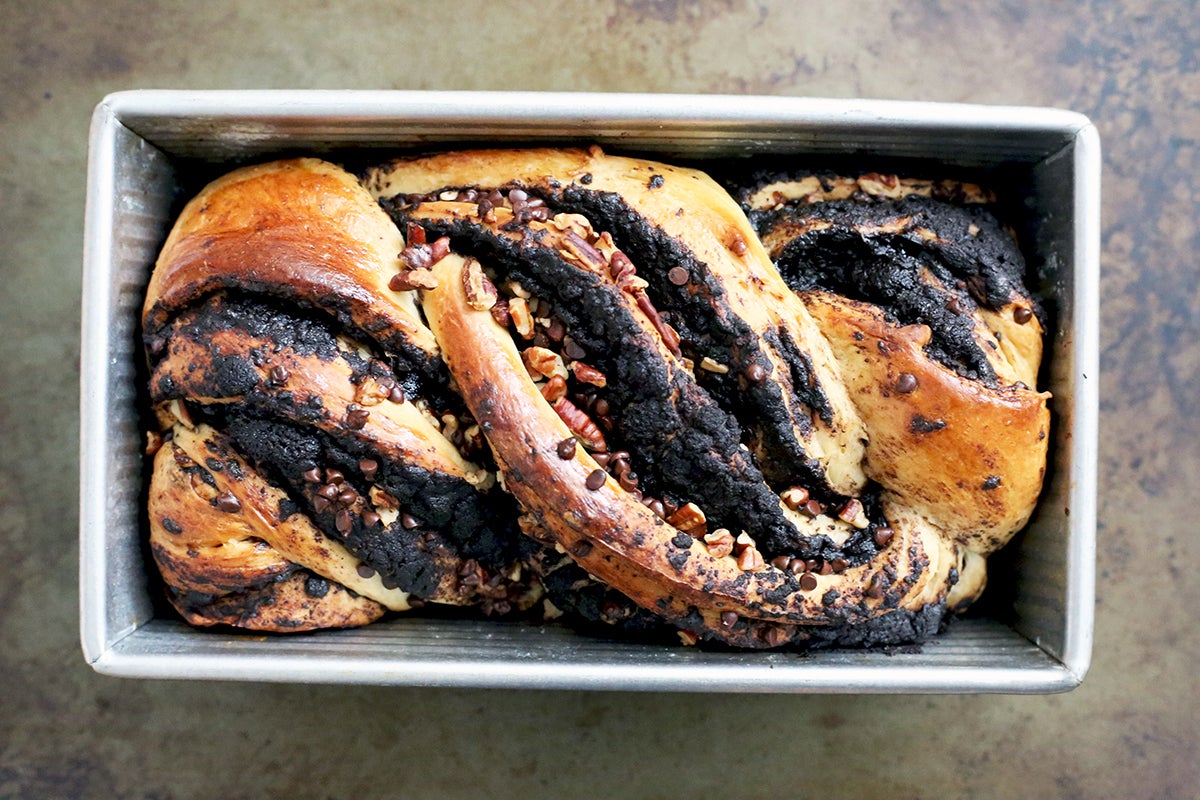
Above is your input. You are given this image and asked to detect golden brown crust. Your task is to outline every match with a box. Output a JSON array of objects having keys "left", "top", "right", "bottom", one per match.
[
  {"left": 143, "top": 158, "right": 437, "bottom": 363},
  {"left": 802, "top": 292, "right": 1049, "bottom": 553}
]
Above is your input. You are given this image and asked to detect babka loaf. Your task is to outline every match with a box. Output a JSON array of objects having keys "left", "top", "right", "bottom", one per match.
[{"left": 141, "top": 150, "right": 1049, "bottom": 647}]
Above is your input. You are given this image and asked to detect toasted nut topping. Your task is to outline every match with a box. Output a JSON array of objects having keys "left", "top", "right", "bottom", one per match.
[
  {"left": 781, "top": 486, "right": 810, "bottom": 510},
  {"left": 553, "top": 397, "right": 606, "bottom": 452},
  {"left": 837, "top": 498, "right": 870, "bottom": 529},
  {"left": 540, "top": 374, "right": 568, "bottom": 403},
  {"left": 666, "top": 502, "right": 707, "bottom": 536},
  {"left": 523, "top": 346, "right": 568, "bottom": 381},
  {"left": 509, "top": 297, "right": 535, "bottom": 338},
  {"left": 737, "top": 545, "right": 765, "bottom": 572},
  {"left": 461, "top": 258, "right": 498, "bottom": 311},
  {"left": 703, "top": 528, "right": 735, "bottom": 558},
  {"left": 389, "top": 269, "right": 438, "bottom": 292},
  {"left": 699, "top": 356, "right": 729, "bottom": 374},
  {"left": 570, "top": 362, "right": 607, "bottom": 387},
  {"left": 677, "top": 629, "right": 699, "bottom": 646},
  {"left": 734, "top": 532, "right": 756, "bottom": 553}
]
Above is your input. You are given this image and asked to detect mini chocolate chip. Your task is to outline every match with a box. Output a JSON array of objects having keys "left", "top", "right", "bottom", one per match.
[
  {"left": 214, "top": 491, "right": 241, "bottom": 513},
  {"left": 799, "top": 573, "right": 819, "bottom": 591},
  {"left": 646, "top": 499, "right": 666, "bottom": 518},
  {"left": 388, "top": 385, "right": 407, "bottom": 404},
  {"left": 301, "top": 467, "right": 323, "bottom": 484},
  {"left": 401, "top": 513, "right": 420, "bottom": 529},
  {"left": 745, "top": 362, "right": 767, "bottom": 383},
  {"left": 618, "top": 471, "right": 639, "bottom": 492},
  {"left": 585, "top": 469, "right": 607, "bottom": 491},
  {"left": 720, "top": 611, "right": 738, "bottom": 628},
  {"left": 556, "top": 438, "right": 577, "bottom": 459},
  {"left": 896, "top": 373, "right": 918, "bottom": 393},
  {"left": 356, "top": 563, "right": 376, "bottom": 579},
  {"left": 313, "top": 496, "right": 331, "bottom": 514},
  {"left": 1014, "top": 306, "right": 1033, "bottom": 324},
  {"left": 593, "top": 398, "right": 610, "bottom": 416},
  {"left": 363, "top": 511, "right": 381, "bottom": 528},
  {"left": 346, "top": 405, "right": 369, "bottom": 429},
  {"left": 569, "top": 540, "right": 593, "bottom": 557},
  {"left": 325, "top": 469, "right": 344, "bottom": 485},
  {"left": 359, "top": 459, "right": 379, "bottom": 481},
  {"left": 591, "top": 452, "right": 611, "bottom": 468},
  {"left": 830, "top": 558, "right": 849, "bottom": 573},
  {"left": 874, "top": 527, "right": 895, "bottom": 547},
  {"left": 337, "top": 488, "right": 356, "bottom": 505},
  {"left": 381, "top": 575, "right": 399, "bottom": 590},
  {"left": 867, "top": 576, "right": 885, "bottom": 599},
  {"left": 317, "top": 484, "right": 339, "bottom": 500},
  {"left": 269, "top": 364, "right": 290, "bottom": 384},
  {"left": 563, "top": 339, "right": 587, "bottom": 361},
  {"left": 819, "top": 561, "right": 834, "bottom": 575},
  {"left": 787, "top": 558, "right": 806, "bottom": 576},
  {"left": 801, "top": 499, "right": 824, "bottom": 518},
  {"left": 667, "top": 266, "right": 690, "bottom": 286},
  {"left": 336, "top": 509, "right": 352, "bottom": 534}
]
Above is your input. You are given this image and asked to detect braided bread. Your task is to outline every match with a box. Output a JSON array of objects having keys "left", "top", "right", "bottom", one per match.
[{"left": 142, "top": 150, "right": 1048, "bottom": 647}]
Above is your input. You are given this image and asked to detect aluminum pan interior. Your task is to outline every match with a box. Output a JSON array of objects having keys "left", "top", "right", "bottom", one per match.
[{"left": 80, "top": 91, "right": 1098, "bottom": 693}]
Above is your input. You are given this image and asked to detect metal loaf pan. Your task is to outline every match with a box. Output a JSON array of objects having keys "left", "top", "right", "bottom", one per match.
[{"left": 80, "top": 91, "right": 1099, "bottom": 692}]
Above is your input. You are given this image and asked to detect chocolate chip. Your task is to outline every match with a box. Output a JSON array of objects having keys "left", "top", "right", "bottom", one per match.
[
  {"left": 362, "top": 511, "right": 381, "bottom": 528},
  {"left": 346, "top": 405, "right": 369, "bottom": 429},
  {"left": 867, "top": 576, "right": 885, "bottom": 599},
  {"left": 401, "top": 513, "right": 420, "bottom": 530},
  {"left": 1014, "top": 306, "right": 1033, "bottom": 324},
  {"left": 388, "top": 385, "right": 407, "bottom": 404},
  {"left": 556, "top": 438, "right": 577, "bottom": 459},
  {"left": 359, "top": 459, "right": 378, "bottom": 482},
  {"left": 356, "top": 563, "right": 376, "bottom": 579},
  {"left": 896, "top": 373, "right": 918, "bottom": 393},
  {"left": 801, "top": 499, "right": 824, "bottom": 518},
  {"left": 317, "top": 483, "right": 339, "bottom": 500},
  {"left": 618, "top": 470, "right": 639, "bottom": 492},
  {"left": 787, "top": 558, "right": 806, "bottom": 575},
  {"left": 645, "top": 498, "right": 666, "bottom": 518},
  {"left": 325, "top": 469, "right": 344, "bottom": 485},
  {"left": 770, "top": 555, "right": 791, "bottom": 570},
  {"left": 563, "top": 339, "right": 587, "bottom": 361},
  {"left": 214, "top": 492, "right": 241, "bottom": 513},
  {"left": 819, "top": 561, "right": 834, "bottom": 575},
  {"left": 667, "top": 266, "right": 690, "bottom": 286},
  {"left": 337, "top": 488, "right": 356, "bottom": 506},
  {"left": 593, "top": 398, "right": 610, "bottom": 417},
  {"left": 830, "top": 558, "right": 849, "bottom": 573},
  {"left": 585, "top": 469, "right": 606, "bottom": 491},
  {"left": 745, "top": 362, "right": 767, "bottom": 383},
  {"left": 313, "top": 496, "right": 331, "bottom": 514},
  {"left": 799, "top": 573, "right": 819, "bottom": 591},
  {"left": 720, "top": 611, "right": 738, "bottom": 628},
  {"left": 336, "top": 509, "right": 352, "bottom": 534},
  {"left": 269, "top": 364, "right": 290, "bottom": 384},
  {"left": 873, "top": 527, "right": 895, "bottom": 547},
  {"left": 301, "top": 467, "right": 322, "bottom": 484}
]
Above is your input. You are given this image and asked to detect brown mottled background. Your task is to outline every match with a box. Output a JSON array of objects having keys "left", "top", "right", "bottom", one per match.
[{"left": 1, "top": 1, "right": 1197, "bottom": 797}]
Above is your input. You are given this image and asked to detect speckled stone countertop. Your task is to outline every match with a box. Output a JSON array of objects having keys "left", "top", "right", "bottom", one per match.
[{"left": 1, "top": 2, "right": 1196, "bottom": 797}]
